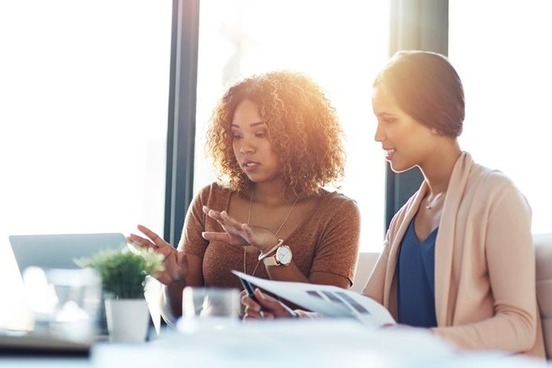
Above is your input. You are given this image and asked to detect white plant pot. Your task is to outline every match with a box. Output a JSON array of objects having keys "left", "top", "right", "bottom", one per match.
[{"left": 104, "top": 299, "right": 150, "bottom": 343}]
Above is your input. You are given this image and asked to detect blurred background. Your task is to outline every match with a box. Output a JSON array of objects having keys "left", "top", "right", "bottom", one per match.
[{"left": 1, "top": 0, "right": 551, "bottom": 330}]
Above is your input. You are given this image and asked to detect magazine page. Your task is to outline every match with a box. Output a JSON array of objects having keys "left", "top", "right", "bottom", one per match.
[{"left": 232, "top": 270, "right": 395, "bottom": 327}]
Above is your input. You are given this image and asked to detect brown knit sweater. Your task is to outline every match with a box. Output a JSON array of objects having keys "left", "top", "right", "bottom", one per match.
[{"left": 179, "top": 182, "right": 360, "bottom": 289}]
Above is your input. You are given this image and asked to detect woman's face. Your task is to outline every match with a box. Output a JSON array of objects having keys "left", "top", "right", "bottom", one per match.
[
  {"left": 231, "top": 99, "right": 280, "bottom": 183},
  {"left": 371, "top": 85, "right": 435, "bottom": 173}
]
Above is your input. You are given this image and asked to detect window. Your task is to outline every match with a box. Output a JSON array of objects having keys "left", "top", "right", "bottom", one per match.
[
  {"left": 0, "top": 0, "right": 171, "bottom": 330},
  {"left": 449, "top": 0, "right": 552, "bottom": 235},
  {"left": 194, "top": 0, "right": 391, "bottom": 252}
]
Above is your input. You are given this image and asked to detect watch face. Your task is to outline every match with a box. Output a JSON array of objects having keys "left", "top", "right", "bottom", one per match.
[{"left": 276, "top": 246, "right": 292, "bottom": 265}]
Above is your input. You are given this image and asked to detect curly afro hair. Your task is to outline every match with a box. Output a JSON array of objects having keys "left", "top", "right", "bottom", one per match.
[{"left": 206, "top": 70, "right": 345, "bottom": 198}]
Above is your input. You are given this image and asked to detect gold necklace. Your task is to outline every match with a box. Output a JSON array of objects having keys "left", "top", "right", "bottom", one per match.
[
  {"left": 425, "top": 192, "right": 446, "bottom": 210},
  {"left": 243, "top": 191, "right": 300, "bottom": 276}
]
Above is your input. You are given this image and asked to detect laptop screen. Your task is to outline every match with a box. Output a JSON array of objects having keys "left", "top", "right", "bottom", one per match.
[{"left": 9, "top": 233, "right": 127, "bottom": 274}]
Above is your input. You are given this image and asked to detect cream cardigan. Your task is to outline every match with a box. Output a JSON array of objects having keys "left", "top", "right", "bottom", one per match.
[{"left": 363, "top": 152, "right": 545, "bottom": 358}]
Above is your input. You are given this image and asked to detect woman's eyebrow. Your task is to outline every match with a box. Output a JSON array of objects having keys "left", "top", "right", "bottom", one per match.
[{"left": 231, "top": 121, "right": 265, "bottom": 128}]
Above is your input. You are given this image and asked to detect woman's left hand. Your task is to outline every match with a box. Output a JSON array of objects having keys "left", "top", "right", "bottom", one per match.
[
  {"left": 127, "top": 224, "right": 189, "bottom": 285},
  {"left": 201, "top": 205, "right": 279, "bottom": 253},
  {"left": 242, "top": 288, "right": 297, "bottom": 320}
]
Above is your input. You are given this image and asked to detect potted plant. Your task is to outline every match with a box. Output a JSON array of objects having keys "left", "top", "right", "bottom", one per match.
[{"left": 76, "top": 246, "right": 164, "bottom": 343}]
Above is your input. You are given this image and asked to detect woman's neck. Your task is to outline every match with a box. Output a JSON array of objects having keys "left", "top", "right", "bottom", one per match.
[
  {"left": 421, "top": 141, "right": 462, "bottom": 195},
  {"left": 250, "top": 182, "right": 290, "bottom": 206}
]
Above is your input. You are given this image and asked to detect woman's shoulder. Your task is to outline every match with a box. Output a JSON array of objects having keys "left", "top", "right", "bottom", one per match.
[
  {"left": 196, "top": 181, "right": 232, "bottom": 193},
  {"left": 461, "top": 160, "right": 530, "bottom": 213},
  {"left": 459, "top": 152, "right": 516, "bottom": 190},
  {"left": 194, "top": 182, "right": 236, "bottom": 203},
  {"left": 469, "top": 162, "right": 520, "bottom": 193},
  {"left": 316, "top": 189, "right": 360, "bottom": 213}
]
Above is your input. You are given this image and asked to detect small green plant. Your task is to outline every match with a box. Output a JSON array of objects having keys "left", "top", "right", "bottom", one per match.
[{"left": 76, "top": 247, "right": 164, "bottom": 299}]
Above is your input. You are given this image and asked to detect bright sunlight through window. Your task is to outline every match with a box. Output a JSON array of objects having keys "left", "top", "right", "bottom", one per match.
[
  {"left": 194, "top": 0, "right": 391, "bottom": 253},
  {"left": 449, "top": 0, "right": 552, "bottom": 236}
]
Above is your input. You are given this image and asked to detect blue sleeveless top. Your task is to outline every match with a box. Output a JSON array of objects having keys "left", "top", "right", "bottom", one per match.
[{"left": 397, "top": 219, "right": 438, "bottom": 328}]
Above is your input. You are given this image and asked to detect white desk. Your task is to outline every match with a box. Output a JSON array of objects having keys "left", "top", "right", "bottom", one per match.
[
  {"left": 1, "top": 319, "right": 548, "bottom": 367},
  {"left": 91, "top": 319, "right": 546, "bottom": 368}
]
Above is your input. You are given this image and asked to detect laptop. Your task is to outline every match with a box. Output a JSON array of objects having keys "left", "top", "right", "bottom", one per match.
[
  {"left": 6, "top": 232, "right": 130, "bottom": 347},
  {"left": 6, "top": 232, "right": 161, "bottom": 346},
  {"left": 9, "top": 232, "right": 127, "bottom": 274}
]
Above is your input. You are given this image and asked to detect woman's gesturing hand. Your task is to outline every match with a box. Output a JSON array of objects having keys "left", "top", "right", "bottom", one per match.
[
  {"left": 127, "top": 224, "right": 188, "bottom": 285},
  {"left": 201, "top": 205, "right": 279, "bottom": 253}
]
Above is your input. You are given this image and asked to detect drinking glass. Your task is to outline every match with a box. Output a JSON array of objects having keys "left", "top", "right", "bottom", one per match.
[
  {"left": 23, "top": 267, "right": 102, "bottom": 342},
  {"left": 46, "top": 268, "right": 102, "bottom": 342},
  {"left": 178, "top": 287, "right": 240, "bottom": 333}
]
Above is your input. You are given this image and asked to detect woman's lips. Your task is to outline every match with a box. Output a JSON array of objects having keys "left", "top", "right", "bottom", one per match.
[
  {"left": 242, "top": 161, "right": 260, "bottom": 172},
  {"left": 384, "top": 148, "right": 395, "bottom": 161}
]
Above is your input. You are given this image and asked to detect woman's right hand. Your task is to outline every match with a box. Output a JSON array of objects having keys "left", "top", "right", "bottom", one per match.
[
  {"left": 127, "top": 224, "right": 188, "bottom": 285},
  {"left": 242, "top": 288, "right": 298, "bottom": 320},
  {"left": 201, "top": 206, "right": 280, "bottom": 254}
]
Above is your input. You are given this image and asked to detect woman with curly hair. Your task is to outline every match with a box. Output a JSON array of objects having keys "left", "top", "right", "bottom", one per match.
[{"left": 129, "top": 71, "right": 360, "bottom": 325}]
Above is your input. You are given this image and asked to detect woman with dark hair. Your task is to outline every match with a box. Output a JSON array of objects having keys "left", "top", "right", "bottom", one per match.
[
  {"left": 242, "top": 51, "right": 545, "bottom": 358},
  {"left": 128, "top": 71, "right": 360, "bottom": 325}
]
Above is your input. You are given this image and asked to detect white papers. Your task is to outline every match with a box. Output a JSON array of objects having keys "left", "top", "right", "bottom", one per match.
[{"left": 232, "top": 270, "right": 395, "bottom": 327}]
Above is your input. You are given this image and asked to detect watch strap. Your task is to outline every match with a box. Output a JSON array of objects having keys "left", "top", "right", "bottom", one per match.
[
  {"left": 258, "top": 239, "right": 284, "bottom": 261},
  {"left": 263, "top": 254, "right": 279, "bottom": 266}
]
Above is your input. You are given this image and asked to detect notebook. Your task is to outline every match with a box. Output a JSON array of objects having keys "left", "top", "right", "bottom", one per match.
[{"left": 9, "top": 232, "right": 127, "bottom": 274}]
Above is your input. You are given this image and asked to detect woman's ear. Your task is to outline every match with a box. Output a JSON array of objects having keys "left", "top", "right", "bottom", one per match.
[{"left": 430, "top": 127, "right": 440, "bottom": 135}]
